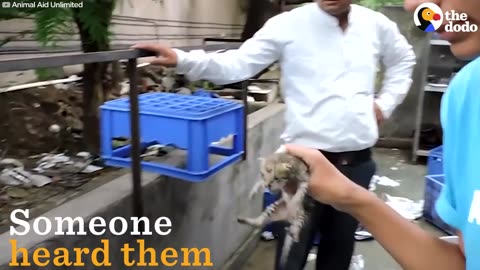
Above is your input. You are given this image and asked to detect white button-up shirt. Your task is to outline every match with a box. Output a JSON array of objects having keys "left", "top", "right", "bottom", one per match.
[{"left": 174, "top": 3, "right": 416, "bottom": 152}]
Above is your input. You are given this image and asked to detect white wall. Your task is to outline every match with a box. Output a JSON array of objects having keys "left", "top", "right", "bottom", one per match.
[{"left": 0, "top": 0, "right": 247, "bottom": 88}]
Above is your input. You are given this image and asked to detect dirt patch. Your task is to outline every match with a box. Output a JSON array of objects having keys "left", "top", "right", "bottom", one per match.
[{"left": 0, "top": 84, "right": 85, "bottom": 157}]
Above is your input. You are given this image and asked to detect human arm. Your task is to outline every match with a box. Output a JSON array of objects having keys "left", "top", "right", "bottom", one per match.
[
  {"left": 374, "top": 14, "right": 417, "bottom": 120},
  {"left": 284, "top": 144, "right": 466, "bottom": 270},
  {"left": 134, "top": 15, "right": 286, "bottom": 86},
  {"left": 347, "top": 187, "right": 465, "bottom": 270}
]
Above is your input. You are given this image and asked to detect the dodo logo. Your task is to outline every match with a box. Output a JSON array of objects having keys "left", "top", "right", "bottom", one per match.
[{"left": 414, "top": 3, "right": 443, "bottom": 32}]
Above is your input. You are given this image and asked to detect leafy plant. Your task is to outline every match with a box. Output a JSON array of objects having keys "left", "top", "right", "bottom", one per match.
[
  {"left": 1, "top": 0, "right": 119, "bottom": 153},
  {"left": 356, "top": 0, "right": 404, "bottom": 10}
]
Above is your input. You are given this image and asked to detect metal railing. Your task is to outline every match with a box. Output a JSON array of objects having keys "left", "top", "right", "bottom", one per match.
[{"left": 0, "top": 43, "right": 244, "bottom": 217}]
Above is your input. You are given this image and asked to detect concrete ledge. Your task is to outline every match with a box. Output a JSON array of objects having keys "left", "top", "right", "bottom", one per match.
[
  {"left": 220, "top": 229, "right": 261, "bottom": 270},
  {"left": 375, "top": 137, "right": 413, "bottom": 149}
]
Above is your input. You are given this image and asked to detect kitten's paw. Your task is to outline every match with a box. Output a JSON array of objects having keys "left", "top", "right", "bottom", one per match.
[
  {"left": 238, "top": 217, "right": 263, "bottom": 227},
  {"left": 237, "top": 217, "right": 256, "bottom": 226},
  {"left": 248, "top": 189, "right": 258, "bottom": 200},
  {"left": 237, "top": 217, "right": 249, "bottom": 224}
]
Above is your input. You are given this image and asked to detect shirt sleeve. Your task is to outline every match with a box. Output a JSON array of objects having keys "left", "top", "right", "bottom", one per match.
[
  {"left": 434, "top": 80, "right": 462, "bottom": 230},
  {"left": 374, "top": 13, "right": 417, "bottom": 119},
  {"left": 172, "top": 15, "right": 286, "bottom": 85}
]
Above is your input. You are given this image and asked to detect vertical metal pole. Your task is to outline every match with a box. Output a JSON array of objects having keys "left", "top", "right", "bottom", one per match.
[
  {"left": 127, "top": 58, "right": 144, "bottom": 217},
  {"left": 242, "top": 80, "right": 248, "bottom": 160}
]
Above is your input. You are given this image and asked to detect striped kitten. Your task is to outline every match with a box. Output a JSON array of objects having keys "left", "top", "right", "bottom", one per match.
[{"left": 237, "top": 146, "right": 314, "bottom": 266}]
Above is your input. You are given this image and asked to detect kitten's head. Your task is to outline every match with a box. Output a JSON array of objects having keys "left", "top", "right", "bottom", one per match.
[{"left": 258, "top": 153, "right": 294, "bottom": 192}]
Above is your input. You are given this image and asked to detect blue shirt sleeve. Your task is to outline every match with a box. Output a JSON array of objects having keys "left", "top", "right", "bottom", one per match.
[{"left": 434, "top": 73, "right": 462, "bottom": 230}]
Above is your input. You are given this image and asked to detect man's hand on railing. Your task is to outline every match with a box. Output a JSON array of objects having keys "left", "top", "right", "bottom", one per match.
[{"left": 131, "top": 43, "right": 178, "bottom": 68}]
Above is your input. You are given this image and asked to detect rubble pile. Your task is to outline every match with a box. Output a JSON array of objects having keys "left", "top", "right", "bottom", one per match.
[{"left": 0, "top": 152, "right": 104, "bottom": 227}]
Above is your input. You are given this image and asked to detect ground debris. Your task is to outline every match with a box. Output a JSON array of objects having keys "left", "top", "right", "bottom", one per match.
[
  {"left": 0, "top": 151, "right": 112, "bottom": 232},
  {"left": 369, "top": 175, "right": 401, "bottom": 191},
  {"left": 383, "top": 194, "right": 424, "bottom": 221}
]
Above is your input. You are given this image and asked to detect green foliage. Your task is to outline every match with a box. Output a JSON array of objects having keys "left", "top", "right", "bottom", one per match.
[
  {"left": 73, "top": 0, "right": 116, "bottom": 49},
  {"left": 0, "top": 1, "right": 39, "bottom": 20},
  {"left": 34, "top": 8, "right": 75, "bottom": 47},
  {"left": 34, "top": 67, "right": 65, "bottom": 81},
  {"left": 187, "top": 80, "right": 220, "bottom": 90},
  {"left": 0, "top": 0, "right": 116, "bottom": 48},
  {"left": 356, "top": 0, "right": 404, "bottom": 10},
  {"left": 0, "top": 0, "right": 117, "bottom": 83}
]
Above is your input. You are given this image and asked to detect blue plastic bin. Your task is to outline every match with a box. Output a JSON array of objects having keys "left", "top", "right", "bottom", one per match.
[
  {"left": 100, "top": 92, "right": 245, "bottom": 182},
  {"left": 427, "top": 145, "right": 443, "bottom": 176},
  {"left": 423, "top": 174, "right": 455, "bottom": 235}
]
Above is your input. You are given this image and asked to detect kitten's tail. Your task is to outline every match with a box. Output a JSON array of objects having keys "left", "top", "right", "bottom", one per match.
[{"left": 279, "top": 234, "right": 293, "bottom": 268}]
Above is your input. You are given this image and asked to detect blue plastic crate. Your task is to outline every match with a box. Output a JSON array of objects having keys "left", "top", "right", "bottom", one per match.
[
  {"left": 100, "top": 92, "right": 245, "bottom": 182},
  {"left": 427, "top": 145, "right": 443, "bottom": 176},
  {"left": 423, "top": 174, "right": 455, "bottom": 235},
  {"left": 193, "top": 89, "right": 220, "bottom": 98}
]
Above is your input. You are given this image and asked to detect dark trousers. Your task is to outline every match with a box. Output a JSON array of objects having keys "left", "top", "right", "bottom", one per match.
[{"left": 273, "top": 148, "right": 376, "bottom": 270}]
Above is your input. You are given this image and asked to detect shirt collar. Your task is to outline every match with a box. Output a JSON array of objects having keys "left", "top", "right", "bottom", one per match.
[{"left": 313, "top": 3, "right": 357, "bottom": 27}]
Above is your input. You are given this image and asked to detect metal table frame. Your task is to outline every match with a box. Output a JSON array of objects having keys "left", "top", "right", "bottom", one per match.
[{"left": 0, "top": 43, "right": 244, "bottom": 217}]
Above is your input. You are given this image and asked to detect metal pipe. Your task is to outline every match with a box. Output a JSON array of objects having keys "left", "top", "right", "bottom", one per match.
[
  {"left": 0, "top": 44, "right": 241, "bottom": 73},
  {"left": 127, "top": 58, "right": 144, "bottom": 218},
  {"left": 242, "top": 80, "right": 249, "bottom": 160}
]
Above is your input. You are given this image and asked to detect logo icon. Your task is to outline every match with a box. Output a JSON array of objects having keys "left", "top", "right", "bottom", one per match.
[
  {"left": 2, "top": 2, "right": 11, "bottom": 8},
  {"left": 414, "top": 3, "right": 443, "bottom": 32}
]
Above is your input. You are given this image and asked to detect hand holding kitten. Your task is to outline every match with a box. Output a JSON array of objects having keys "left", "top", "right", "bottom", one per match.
[{"left": 284, "top": 144, "right": 365, "bottom": 212}]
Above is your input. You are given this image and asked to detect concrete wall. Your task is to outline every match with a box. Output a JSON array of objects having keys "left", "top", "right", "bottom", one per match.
[
  {"left": 0, "top": 103, "right": 286, "bottom": 270},
  {"left": 0, "top": 0, "right": 246, "bottom": 49},
  {"left": 0, "top": 0, "right": 247, "bottom": 88},
  {"left": 377, "top": 6, "right": 432, "bottom": 140}
]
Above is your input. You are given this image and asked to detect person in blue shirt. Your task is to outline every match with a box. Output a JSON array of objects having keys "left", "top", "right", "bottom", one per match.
[{"left": 285, "top": 0, "right": 480, "bottom": 269}]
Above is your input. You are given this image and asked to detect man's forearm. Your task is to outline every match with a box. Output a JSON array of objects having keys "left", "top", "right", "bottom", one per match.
[
  {"left": 173, "top": 17, "right": 282, "bottom": 85},
  {"left": 174, "top": 49, "right": 273, "bottom": 85},
  {"left": 346, "top": 186, "right": 465, "bottom": 270}
]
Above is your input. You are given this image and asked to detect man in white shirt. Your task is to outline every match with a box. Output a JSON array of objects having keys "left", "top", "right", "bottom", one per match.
[{"left": 132, "top": 0, "right": 416, "bottom": 269}]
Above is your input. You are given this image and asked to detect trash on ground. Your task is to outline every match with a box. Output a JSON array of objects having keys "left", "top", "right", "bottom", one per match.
[
  {"left": 307, "top": 252, "right": 317, "bottom": 262},
  {"left": 140, "top": 144, "right": 177, "bottom": 158},
  {"left": 48, "top": 124, "right": 61, "bottom": 133},
  {"left": 33, "top": 152, "right": 99, "bottom": 175},
  {"left": 370, "top": 175, "right": 401, "bottom": 191},
  {"left": 81, "top": 165, "right": 103, "bottom": 174},
  {"left": 384, "top": 194, "right": 424, "bottom": 221},
  {"left": 355, "top": 225, "right": 373, "bottom": 241},
  {"left": 350, "top": 254, "right": 365, "bottom": 270},
  {"left": 0, "top": 161, "right": 53, "bottom": 187},
  {"left": 0, "top": 158, "right": 24, "bottom": 169}
]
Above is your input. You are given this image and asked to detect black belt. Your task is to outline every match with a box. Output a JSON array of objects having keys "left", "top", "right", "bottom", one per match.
[{"left": 319, "top": 148, "right": 372, "bottom": 166}]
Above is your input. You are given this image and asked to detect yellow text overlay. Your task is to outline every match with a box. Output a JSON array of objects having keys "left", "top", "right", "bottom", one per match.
[{"left": 9, "top": 239, "right": 213, "bottom": 267}]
